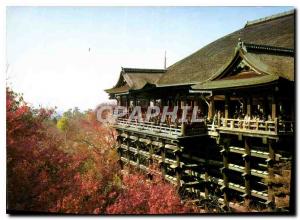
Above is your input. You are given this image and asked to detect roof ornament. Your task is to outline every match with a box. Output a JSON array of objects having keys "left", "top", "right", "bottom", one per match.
[{"left": 237, "top": 38, "right": 247, "bottom": 53}]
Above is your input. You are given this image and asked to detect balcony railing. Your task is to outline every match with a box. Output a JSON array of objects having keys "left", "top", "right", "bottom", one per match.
[
  {"left": 115, "top": 117, "right": 206, "bottom": 137},
  {"left": 116, "top": 118, "right": 182, "bottom": 136},
  {"left": 208, "top": 118, "right": 294, "bottom": 136},
  {"left": 114, "top": 116, "right": 294, "bottom": 137}
]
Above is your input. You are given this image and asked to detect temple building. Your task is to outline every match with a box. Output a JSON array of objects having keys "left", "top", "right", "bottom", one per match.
[{"left": 105, "top": 10, "right": 295, "bottom": 212}]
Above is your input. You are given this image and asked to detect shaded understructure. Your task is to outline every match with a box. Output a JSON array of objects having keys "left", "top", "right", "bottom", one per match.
[{"left": 105, "top": 11, "right": 295, "bottom": 212}]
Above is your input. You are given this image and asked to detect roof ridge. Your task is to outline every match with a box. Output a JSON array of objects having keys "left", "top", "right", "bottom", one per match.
[
  {"left": 122, "top": 67, "right": 166, "bottom": 74},
  {"left": 245, "top": 9, "right": 294, "bottom": 27},
  {"left": 243, "top": 42, "right": 294, "bottom": 55}
]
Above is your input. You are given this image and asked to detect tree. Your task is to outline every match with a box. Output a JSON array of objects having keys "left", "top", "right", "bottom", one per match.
[
  {"left": 7, "top": 87, "right": 198, "bottom": 214},
  {"left": 105, "top": 173, "right": 195, "bottom": 214}
]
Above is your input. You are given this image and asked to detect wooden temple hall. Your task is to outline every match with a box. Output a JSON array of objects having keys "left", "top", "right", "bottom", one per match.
[{"left": 105, "top": 11, "right": 295, "bottom": 212}]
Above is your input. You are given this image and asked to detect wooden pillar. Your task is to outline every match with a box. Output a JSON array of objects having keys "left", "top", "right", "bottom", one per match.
[
  {"left": 126, "top": 96, "right": 129, "bottom": 109},
  {"left": 149, "top": 143, "right": 154, "bottom": 165},
  {"left": 161, "top": 142, "right": 166, "bottom": 178},
  {"left": 181, "top": 97, "right": 187, "bottom": 109},
  {"left": 116, "top": 95, "right": 121, "bottom": 106},
  {"left": 225, "top": 94, "right": 229, "bottom": 119},
  {"left": 221, "top": 138, "right": 230, "bottom": 211},
  {"left": 136, "top": 142, "right": 140, "bottom": 169},
  {"left": 117, "top": 136, "right": 124, "bottom": 169},
  {"left": 247, "top": 97, "right": 252, "bottom": 117},
  {"left": 180, "top": 122, "right": 186, "bottom": 136},
  {"left": 204, "top": 144, "right": 209, "bottom": 212},
  {"left": 208, "top": 95, "right": 215, "bottom": 120},
  {"left": 242, "top": 97, "right": 247, "bottom": 114},
  {"left": 243, "top": 137, "right": 251, "bottom": 209},
  {"left": 271, "top": 95, "right": 277, "bottom": 120},
  {"left": 126, "top": 138, "right": 130, "bottom": 172},
  {"left": 263, "top": 96, "right": 269, "bottom": 118},
  {"left": 161, "top": 98, "right": 166, "bottom": 107},
  {"left": 267, "top": 139, "right": 275, "bottom": 211},
  {"left": 175, "top": 150, "right": 181, "bottom": 190}
]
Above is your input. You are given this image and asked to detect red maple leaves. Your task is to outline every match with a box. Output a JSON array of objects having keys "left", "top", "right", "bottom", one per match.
[{"left": 6, "top": 87, "right": 197, "bottom": 214}]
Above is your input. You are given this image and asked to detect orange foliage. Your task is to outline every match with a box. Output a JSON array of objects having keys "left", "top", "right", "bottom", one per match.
[{"left": 6, "top": 87, "right": 197, "bottom": 214}]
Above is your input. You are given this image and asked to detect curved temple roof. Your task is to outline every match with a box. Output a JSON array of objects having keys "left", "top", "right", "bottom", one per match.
[
  {"left": 157, "top": 10, "right": 294, "bottom": 87},
  {"left": 105, "top": 10, "right": 294, "bottom": 95}
]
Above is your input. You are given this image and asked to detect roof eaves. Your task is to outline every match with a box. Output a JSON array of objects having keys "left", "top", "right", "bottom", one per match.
[
  {"left": 156, "top": 82, "right": 196, "bottom": 88},
  {"left": 191, "top": 75, "right": 280, "bottom": 90}
]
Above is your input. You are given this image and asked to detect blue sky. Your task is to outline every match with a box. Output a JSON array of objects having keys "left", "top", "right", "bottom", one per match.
[{"left": 6, "top": 6, "right": 293, "bottom": 111}]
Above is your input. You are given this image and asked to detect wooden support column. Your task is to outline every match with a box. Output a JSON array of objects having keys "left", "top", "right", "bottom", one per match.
[
  {"left": 181, "top": 97, "right": 187, "bottom": 109},
  {"left": 267, "top": 139, "right": 275, "bottom": 211},
  {"left": 242, "top": 97, "right": 247, "bottom": 114},
  {"left": 221, "top": 138, "right": 230, "bottom": 211},
  {"left": 175, "top": 149, "right": 181, "bottom": 190},
  {"left": 247, "top": 97, "right": 252, "bottom": 117},
  {"left": 116, "top": 95, "right": 121, "bottom": 106},
  {"left": 225, "top": 94, "right": 229, "bottom": 119},
  {"left": 271, "top": 95, "right": 277, "bottom": 120},
  {"left": 126, "top": 96, "right": 129, "bottom": 109},
  {"left": 149, "top": 142, "right": 154, "bottom": 165},
  {"left": 161, "top": 142, "right": 166, "bottom": 178},
  {"left": 117, "top": 136, "right": 124, "bottom": 169},
  {"left": 243, "top": 137, "right": 251, "bottom": 209},
  {"left": 263, "top": 96, "right": 269, "bottom": 118},
  {"left": 204, "top": 144, "right": 209, "bottom": 212},
  {"left": 161, "top": 98, "right": 166, "bottom": 107},
  {"left": 119, "top": 96, "right": 123, "bottom": 106},
  {"left": 126, "top": 138, "right": 131, "bottom": 172},
  {"left": 136, "top": 142, "right": 140, "bottom": 169},
  {"left": 208, "top": 95, "right": 215, "bottom": 120}
]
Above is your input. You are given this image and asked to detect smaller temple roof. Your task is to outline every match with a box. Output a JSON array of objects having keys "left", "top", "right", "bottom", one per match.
[
  {"left": 105, "top": 84, "right": 130, "bottom": 94},
  {"left": 105, "top": 67, "right": 166, "bottom": 94}
]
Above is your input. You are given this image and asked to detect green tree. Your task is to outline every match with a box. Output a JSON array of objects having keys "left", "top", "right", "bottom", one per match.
[{"left": 57, "top": 116, "right": 69, "bottom": 144}]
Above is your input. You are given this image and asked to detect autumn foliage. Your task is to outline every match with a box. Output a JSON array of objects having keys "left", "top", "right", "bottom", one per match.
[{"left": 6, "top": 87, "right": 196, "bottom": 214}]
